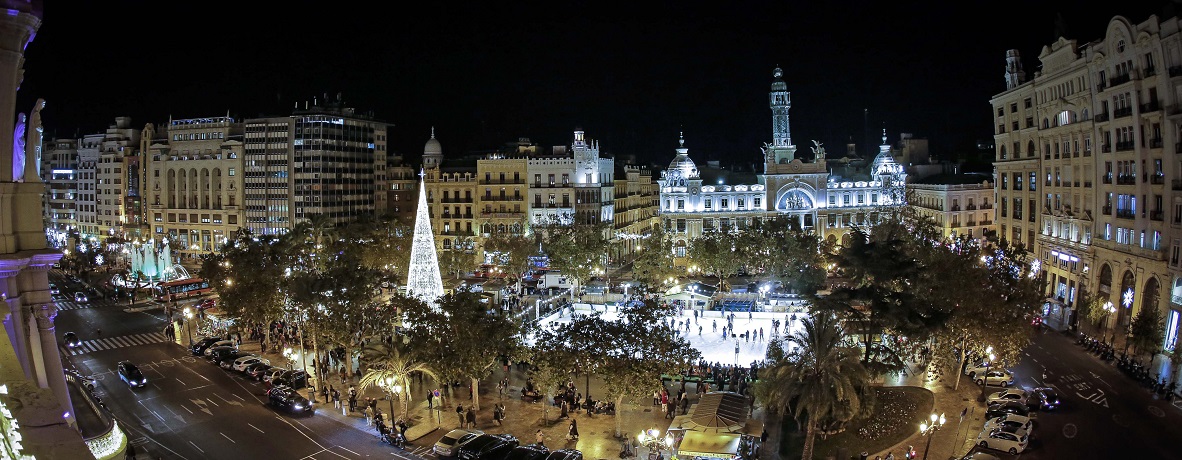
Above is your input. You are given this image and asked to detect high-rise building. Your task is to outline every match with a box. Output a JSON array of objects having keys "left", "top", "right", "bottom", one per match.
[
  {"left": 992, "top": 13, "right": 1182, "bottom": 350},
  {"left": 659, "top": 67, "right": 907, "bottom": 263},
  {"left": 242, "top": 98, "right": 390, "bottom": 235},
  {"left": 42, "top": 137, "right": 78, "bottom": 241},
  {"left": 95, "top": 117, "right": 141, "bottom": 238}
]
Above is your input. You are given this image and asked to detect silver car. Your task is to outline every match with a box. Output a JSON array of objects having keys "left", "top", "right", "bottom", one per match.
[{"left": 434, "top": 429, "right": 483, "bottom": 457}]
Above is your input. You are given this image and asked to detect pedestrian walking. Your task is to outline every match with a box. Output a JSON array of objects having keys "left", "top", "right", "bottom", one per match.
[
  {"left": 428, "top": 390, "right": 435, "bottom": 409},
  {"left": 466, "top": 407, "right": 476, "bottom": 429},
  {"left": 363, "top": 405, "right": 374, "bottom": 425},
  {"left": 456, "top": 404, "right": 465, "bottom": 427},
  {"left": 698, "top": 325, "right": 702, "bottom": 336},
  {"left": 567, "top": 419, "right": 579, "bottom": 441},
  {"left": 712, "top": 320, "right": 717, "bottom": 333},
  {"left": 332, "top": 387, "right": 341, "bottom": 409}
]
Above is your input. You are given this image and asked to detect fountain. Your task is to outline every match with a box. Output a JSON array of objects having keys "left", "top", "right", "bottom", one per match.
[{"left": 112, "top": 237, "right": 189, "bottom": 289}]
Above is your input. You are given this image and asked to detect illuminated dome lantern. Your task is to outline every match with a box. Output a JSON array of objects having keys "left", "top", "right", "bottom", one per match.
[
  {"left": 665, "top": 133, "right": 700, "bottom": 183},
  {"left": 423, "top": 127, "right": 443, "bottom": 169}
]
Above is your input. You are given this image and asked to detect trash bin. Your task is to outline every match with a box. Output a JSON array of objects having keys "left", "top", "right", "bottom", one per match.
[{"left": 859, "top": 452, "right": 869, "bottom": 460}]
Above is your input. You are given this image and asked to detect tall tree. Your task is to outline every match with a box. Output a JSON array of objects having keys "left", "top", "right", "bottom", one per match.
[
  {"left": 483, "top": 226, "right": 537, "bottom": 293},
  {"left": 400, "top": 290, "right": 522, "bottom": 410},
  {"left": 201, "top": 232, "right": 292, "bottom": 345},
  {"left": 439, "top": 235, "right": 476, "bottom": 280},
  {"left": 539, "top": 217, "right": 609, "bottom": 292},
  {"left": 754, "top": 312, "right": 871, "bottom": 460},
  {"left": 630, "top": 225, "right": 679, "bottom": 290},
  {"left": 686, "top": 229, "right": 745, "bottom": 291},
  {"left": 1128, "top": 304, "right": 1166, "bottom": 357}
]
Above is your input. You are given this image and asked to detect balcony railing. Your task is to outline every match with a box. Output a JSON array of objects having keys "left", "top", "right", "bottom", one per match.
[
  {"left": 1151, "top": 138, "right": 1164, "bottom": 148},
  {"left": 1110, "top": 73, "right": 1132, "bottom": 86},
  {"left": 1115, "top": 141, "right": 1135, "bottom": 151},
  {"left": 1151, "top": 210, "right": 1164, "bottom": 221},
  {"left": 1095, "top": 112, "right": 1110, "bottom": 122},
  {"left": 980, "top": 204, "right": 993, "bottom": 210},
  {"left": 1143, "top": 101, "right": 1162, "bottom": 112},
  {"left": 1116, "top": 209, "right": 1136, "bottom": 219},
  {"left": 1102, "top": 144, "right": 1112, "bottom": 153},
  {"left": 1102, "top": 205, "right": 1112, "bottom": 215},
  {"left": 1114, "top": 107, "right": 1133, "bottom": 118},
  {"left": 1152, "top": 175, "right": 1165, "bottom": 185}
]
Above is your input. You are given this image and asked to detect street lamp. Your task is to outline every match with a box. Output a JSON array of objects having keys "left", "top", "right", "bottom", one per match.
[
  {"left": 917, "top": 412, "right": 946, "bottom": 460},
  {"left": 379, "top": 375, "right": 400, "bottom": 420},
  {"left": 638, "top": 428, "right": 664, "bottom": 460},
  {"left": 977, "top": 346, "right": 996, "bottom": 402},
  {"left": 183, "top": 307, "right": 194, "bottom": 348},
  {"left": 283, "top": 347, "right": 295, "bottom": 370}
]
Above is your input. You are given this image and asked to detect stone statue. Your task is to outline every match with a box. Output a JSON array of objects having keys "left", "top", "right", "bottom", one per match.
[
  {"left": 25, "top": 98, "right": 45, "bottom": 182},
  {"left": 810, "top": 140, "right": 826, "bottom": 161},
  {"left": 11, "top": 112, "right": 25, "bottom": 182}
]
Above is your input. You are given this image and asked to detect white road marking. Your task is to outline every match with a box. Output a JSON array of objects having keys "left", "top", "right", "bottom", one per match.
[
  {"left": 248, "top": 423, "right": 265, "bottom": 433},
  {"left": 337, "top": 446, "right": 360, "bottom": 456},
  {"left": 189, "top": 440, "right": 205, "bottom": 453},
  {"left": 182, "top": 405, "right": 193, "bottom": 414},
  {"left": 220, "top": 432, "right": 236, "bottom": 443},
  {"left": 277, "top": 415, "right": 350, "bottom": 459}
]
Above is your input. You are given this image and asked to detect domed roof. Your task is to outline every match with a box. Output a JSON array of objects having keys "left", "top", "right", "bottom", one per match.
[
  {"left": 666, "top": 133, "right": 699, "bottom": 180},
  {"left": 871, "top": 130, "right": 903, "bottom": 176},
  {"left": 424, "top": 127, "right": 442, "bottom": 156}
]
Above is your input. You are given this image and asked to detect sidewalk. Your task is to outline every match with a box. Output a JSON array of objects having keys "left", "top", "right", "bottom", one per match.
[{"left": 868, "top": 362, "right": 986, "bottom": 460}]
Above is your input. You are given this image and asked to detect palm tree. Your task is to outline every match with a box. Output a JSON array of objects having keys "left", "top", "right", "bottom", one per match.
[
  {"left": 755, "top": 312, "right": 870, "bottom": 460},
  {"left": 359, "top": 341, "right": 437, "bottom": 419}
]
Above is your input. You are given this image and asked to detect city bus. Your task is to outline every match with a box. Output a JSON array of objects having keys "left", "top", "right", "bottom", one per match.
[{"left": 153, "top": 278, "right": 212, "bottom": 302}]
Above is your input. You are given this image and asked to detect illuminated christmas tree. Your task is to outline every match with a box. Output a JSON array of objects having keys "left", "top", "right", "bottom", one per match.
[{"left": 406, "top": 169, "right": 444, "bottom": 305}]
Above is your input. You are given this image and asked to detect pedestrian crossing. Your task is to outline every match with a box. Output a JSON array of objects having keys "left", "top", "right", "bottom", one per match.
[
  {"left": 61, "top": 332, "right": 172, "bottom": 356},
  {"left": 53, "top": 299, "right": 92, "bottom": 311}
]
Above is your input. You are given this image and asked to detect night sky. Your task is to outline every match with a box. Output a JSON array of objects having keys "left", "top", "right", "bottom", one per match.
[{"left": 15, "top": 1, "right": 1176, "bottom": 168}]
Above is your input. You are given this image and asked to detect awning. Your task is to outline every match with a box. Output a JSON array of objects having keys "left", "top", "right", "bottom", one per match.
[
  {"left": 690, "top": 392, "right": 749, "bottom": 432},
  {"left": 676, "top": 431, "right": 742, "bottom": 460}
]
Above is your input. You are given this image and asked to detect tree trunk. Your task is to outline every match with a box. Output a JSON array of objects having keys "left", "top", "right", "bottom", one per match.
[
  {"left": 615, "top": 395, "right": 625, "bottom": 437},
  {"left": 953, "top": 336, "right": 966, "bottom": 391},
  {"left": 801, "top": 417, "right": 817, "bottom": 460},
  {"left": 472, "top": 377, "right": 481, "bottom": 411}
]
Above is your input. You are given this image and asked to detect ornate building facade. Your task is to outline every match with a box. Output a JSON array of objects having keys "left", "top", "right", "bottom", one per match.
[{"left": 659, "top": 67, "right": 908, "bottom": 264}]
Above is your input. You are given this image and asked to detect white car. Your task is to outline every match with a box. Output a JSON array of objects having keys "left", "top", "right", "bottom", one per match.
[
  {"left": 976, "top": 425, "right": 1029, "bottom": 454},
  {"left": 981, "top": 413, "right": 1033, "bottom": 437},
  {"left": 262, "top": 367, "right": 287, "bottom": 384},
  {"left": 433, "top": 428, "right": 483, "bottom": 457},
  {"left": 985, "top": 389, "right": 1029, "bottom": 406},
  {"left": 74, "top": 292, "right": 88, "bottom": 302},
  {"left": 202, "top": 340, "right": 235, "bottom": 355},
  {"left": 974, "top": 369, "right": 1015, "bottom": 387},
  {"left": 231, "top": 355, "right": 269, "bottom": 373},
  {"left": 49, "top": 284, "right": 60, "bottom": 295}
]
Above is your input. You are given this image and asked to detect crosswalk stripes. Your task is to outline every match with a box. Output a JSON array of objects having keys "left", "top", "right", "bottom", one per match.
[
  {"left": 60, "top": 332, "right": 171, "bottom": 356},
  {"left": 53, "top": 299, "right": 89, "bottom": 311}
]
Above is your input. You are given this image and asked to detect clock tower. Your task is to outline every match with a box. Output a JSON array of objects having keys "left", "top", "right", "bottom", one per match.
[{"left": 764, "top": 66, "right": 797, "bottom": 167}]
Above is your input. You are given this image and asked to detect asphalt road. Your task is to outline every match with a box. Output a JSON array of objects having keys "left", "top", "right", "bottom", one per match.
[
  {"left": 50, "top": 271, "right": 427, "bottom": 460},
  {"left": 959, "top": 328, "right": 1182, "bottom": 460}
]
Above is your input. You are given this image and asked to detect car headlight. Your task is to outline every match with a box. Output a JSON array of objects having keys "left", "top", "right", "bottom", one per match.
[{"left": 294, "top": 404, "right": 304, "bottom": 410}]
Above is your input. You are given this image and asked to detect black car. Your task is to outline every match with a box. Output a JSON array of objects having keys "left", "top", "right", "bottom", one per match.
[
  {"left": 273, "top": 369, "right": 310, "bottom": 389},
  {"left": 117, "top": 361, "right": 147, "bottom": 388},
  {"left": 543, "top": 449, "right": 583, "bottom": 460},
  {"left": 504, "top": 444, "right": 549, "bottom": 460},
  {"left": 267, "top": 385, "right": 313, "bottom": 415},
  {"left": 1029, "top": 387, "right": 1061, "bottom": 411},
  {"left": 457, "top": 434, "right": 519, "bottom": 460},
  {"left": 62, "top": 331, "right": 81, "bottom": 348},
  {"left": 190, "top": 336, "right": 224, "bottom": 355},
  {"left": 207, "top": 346, "right": 241, "bottom": 365},
  {"left": 985, "top": 400, "right": 1030, "bottom": 419}
]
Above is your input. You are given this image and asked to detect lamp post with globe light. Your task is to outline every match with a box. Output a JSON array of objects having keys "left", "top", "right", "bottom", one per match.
[
  {"left": 1102, "top": 301, "right": 1116, "bottom": 344},
  {"left": 918, "top": 412, "right": 946, "bottom": 460},
  {"left": 183, "top": 306, "right": 194, "bottom": 348}
]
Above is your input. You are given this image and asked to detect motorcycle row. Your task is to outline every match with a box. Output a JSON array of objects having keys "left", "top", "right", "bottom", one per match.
[{"left": 1076, "top": 332, "right": 1175, "bottom": 398}]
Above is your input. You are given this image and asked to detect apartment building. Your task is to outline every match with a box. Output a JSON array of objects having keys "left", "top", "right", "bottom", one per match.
[
  {"left": 906, "top": 172, "right": 995, "bottom": 241},
  {"left": 144, "top": 116, "right": 245, "bottom": 259},
  {"left": 94, "top": 117, "right": 141, "bottom": 238},
  {"left": 476, "top": 155, "right": 528, "bottom": 237},
  {"left": 993, "top": 13, "right": 1182, "bottom": 349},
  {"left": 75, "top": 132, "right": 102, "bottom": 237},
  {"left": 612, "top": 164, "right": 660, "bottom": 262}
]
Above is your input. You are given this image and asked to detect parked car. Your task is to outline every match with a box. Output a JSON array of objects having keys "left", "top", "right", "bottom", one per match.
[
  {"left": 73, "top": 292, "right": 88, "bottom": 302},
  {"left": 197, "top": 298, "right": 216, "bottom": 311},
  {"left": 541, "top": 449, "right": 583, "bottom": 460},
  {"left": 231, "top": 355, "right": 270, "bottom": 373},
  {"left": 975, "top": 425, "right": 1029, "bottom": 454},
  {"left": 207, "top": 347, "right": 242, "bottom": 365},
  {"left": 543, "top": 449, "right": 583, "bottom": 460},
  {"left": 974, "top": 369, "right": 1015, "bottom": 387},
  {"left": 457, "top": 434, "right": 519, "bottom": 460},
  {"left": 117, "top": 361, "right": 147, "bottom": 388},
  {"left": 62, "top": 331, "right": 81, "bottom": 348},
  {"left": 959, "top": 452, "right": 1001, "bottom": 460},
  {"left": 267, "top": 385, "right": 313, "bottom": 415},
  {"left": 981, "top": 413, "right": 1033, "bottom": 437},
  {"left": 190, "top": 336, "right": 225, "bottom": 355},
  {"left": 985, "top": 389, "right": 1029, "bottom": 406},
  {"left": 273, "top": 369, "right": 309, "bottom": 389},
  {"left": 218, "top": 352, "right": 254, "bottom": 369},
  {"left": 245, "top": 363, "right": 274, "bottom": 380},
  {"left": 262, "top": 367, "right": 288, "bottom": 384},
  {"left": 985, "top": 401, "right": 1031, "bottom": 420},
  {"left": 504, "top": 445, "right": 549, "bottom": 460},
  {"left": 202, "top": 340, "right": 236, "bottom": 356},
  {"left": 1028, "top": 387, "right": 1061, "bottom": 411},
  {"left": 435, "top": 429, "right": 485, "bottom": 457}
]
